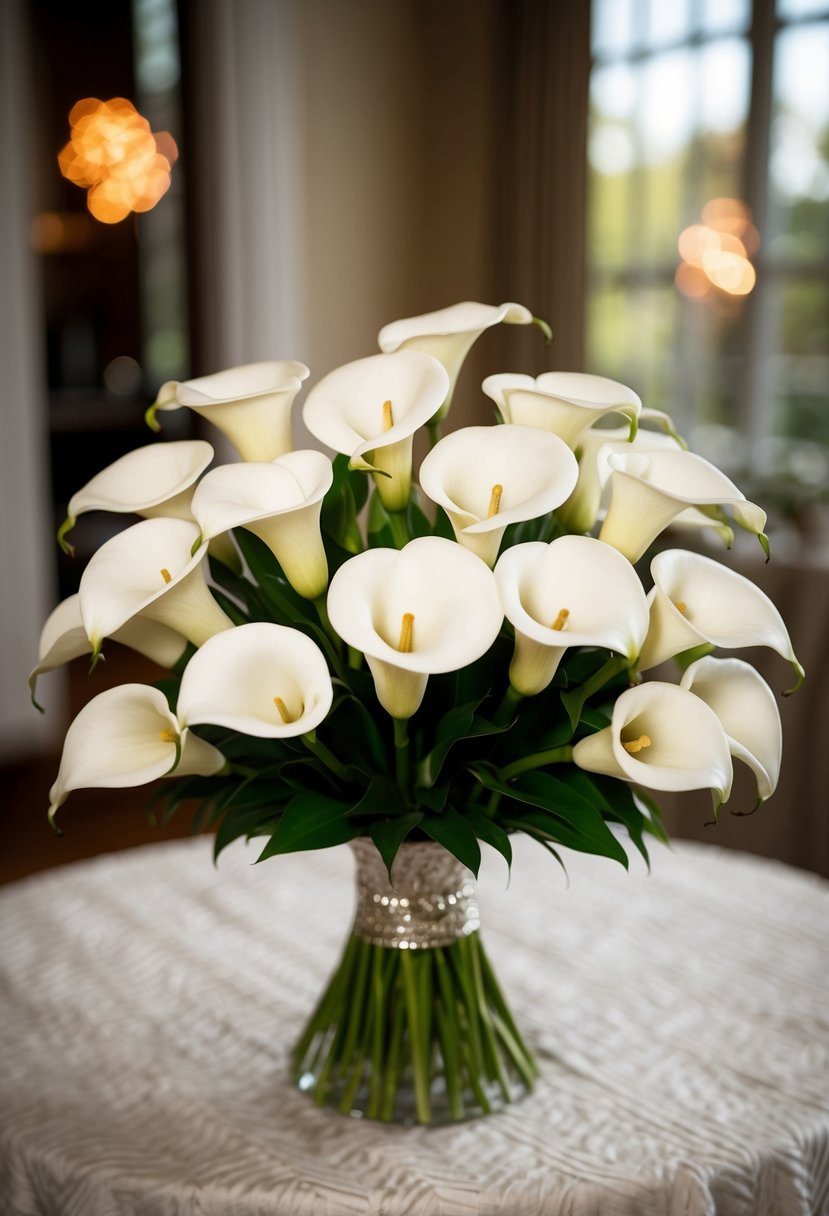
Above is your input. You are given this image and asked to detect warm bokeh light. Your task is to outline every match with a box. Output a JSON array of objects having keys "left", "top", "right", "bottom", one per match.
[
  {"left": 674, "top": 261, "right": 712, "bottom": 299},
  {"left": 29, "top": 211, "right": 93, "bottom": 254},
  {"left": 58, "top": 97, "right": 178, "bottom": 224},
  {"left": 676, "top": 198, "right": 758, "bottom": 300}
]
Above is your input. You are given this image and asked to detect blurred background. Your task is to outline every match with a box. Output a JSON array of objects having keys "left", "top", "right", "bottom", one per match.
[{"left": 1, "top": 0, "right": 827, "bottom": 883}]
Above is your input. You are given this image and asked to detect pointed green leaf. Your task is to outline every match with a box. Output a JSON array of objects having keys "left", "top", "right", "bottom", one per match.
[
  {"left": 420, "top": 807, "right": 481, "bottom": 876},
  {"left": 256, "top": 792, "right": 356, "bottom": 860},
  {"left": 369, "top": 811, "right": 423, "bottom": 877},
  {"left": 463, "top": 808, "right": 513, "bottom": 869}
]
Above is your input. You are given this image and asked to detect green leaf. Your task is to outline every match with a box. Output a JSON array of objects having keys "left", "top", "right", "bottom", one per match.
[
  {"left": 256, "top": 792, "right": 356, "bottom": 861},
  {"left": 431, "top": 506, "right": 455, "bottom": 540},
  {"left": 417, "top": 700, "right": 511, "bottom": 789},
  {"left": 469, "top": 764, "right": 628, "bottom": 867},
  {"left": 321, "top": 453, "right": 364, "bottom": 554},
  {"left": 420, "top": 807, "right": 481, "bottom": 876},
  {"left": 558, "top": 769, "right": 651, "bottom": 866},
  {"left": 213, "top": 804, "right": 279, "bottom": 861},
  {"left": 349, "top": 775, "right": 401, "bottom": 818},
  {"left": 414, "top": 783, "right": 450, "bottom": 813},
  {"left": 463, "top": 808, "right": 513, "bottom": 869},
  {"left": 407, "top": 497, "right": 433, "bottom": 540},
  {"left": 369, "top": 811, "right": 423, "bottom": 877},
  {"left": 367, "top": 490, "right": 395, "bottom": 548}
]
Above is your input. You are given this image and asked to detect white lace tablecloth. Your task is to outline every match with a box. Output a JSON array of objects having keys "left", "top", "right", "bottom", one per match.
[{"left": 1, "top": 833, "right": 828, "bottom": 1216}]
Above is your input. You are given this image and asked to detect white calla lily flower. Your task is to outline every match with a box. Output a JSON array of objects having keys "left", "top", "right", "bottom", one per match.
[
  {"left": 681, "top": 656, "right": 782, "bottom": 804},
  {"left": 557, "top": 416, "right": 683, "bottom": 534},
  {"left": 418, "top": 425, "right": 578, "bottom": 567},
  {"left": 494, "top": 536, "right": 649, "bottom": 695},
  {"left": 79, "top": 517, "right": 234, "bottom": 658},
  {"left": 573, "top": 680, "right": 733, "bottom": 805},
  {"left": 598, "top": 448, "right": 768, "bottom": 563},
  {"left": 29, "top": 593, "right": 188, "bottom": 708},
  {"left": 176, "top": 622, "right": 333, "bottom": 738},
  {"left": 48, "top": 683, "right": 225, "bottom": 827},
  {"left": 302, "top": 351, "right": 448, "bottom": 512},
  {"left": 327, "top": 537, "right": 503, "bottom": 719},
  {"left": 191, "top": 450, "right": 333, "bottom": 599},
  {"left": 378, "top": 301, "right": 535, "bottom": 423},
  {"left": 638, "top": 549, "right": 804, "bottom": 691},
  {"left": 149, "top": 362, "right": 310, "bottom": 461},
  {"left": 57, "top": 441, "right": 214, "bottom": 554},
  {"left": 482, "top": 371, "right": 641, "bottom": 450}
]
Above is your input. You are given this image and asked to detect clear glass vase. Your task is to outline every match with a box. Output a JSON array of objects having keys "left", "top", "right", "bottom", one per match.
[{"left": 292, "top": 838, "right": 537, "bottom": 1125}]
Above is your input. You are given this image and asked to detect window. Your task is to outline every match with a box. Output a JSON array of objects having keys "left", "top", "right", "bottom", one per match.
[{"left": 587, "top": 0, "right": 829, "bottom": 539}]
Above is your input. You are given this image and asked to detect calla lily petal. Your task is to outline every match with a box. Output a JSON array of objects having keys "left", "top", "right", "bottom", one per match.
[
  {"left": 158, "top": 362, "right": 310, "bottom": 461},
  {"left": 30, "top": 594, "right": 188, "bottom": 707},
  {"left": 638, "top": 549, "right": 804, "bottom": 691},
  {"left": 681, "top": 656, "right": 782, "bottom": 802},
  {"left": 378, "top": 301, "right": 534, "bottom": 423},
  {"left": 302, "top": 351, "right": 448, "bottom": 511},
  {"left": 176, "top": 622, "right": 333, "bottom": 738},
  {"left": 58, "top": 441, "right": 214, "bottom": 553},
  {"left": 327, "top": 537, "right": 503, "bottom": 718},
  {"left": 419, "top": 425, "right": 578, "bottom": 567},
  {"left": 79, "top": 517, "right": 234, "bottom": 656},
  {"left": 191, "top": 450, "right": 333, "bottom": 599},
  {"left": 573, "top": 681, "right": 733, "bottom": 804},
  {"left": 598, "top": 448, "right": 767, "bottom": 563},
  {"left": 558, "top": 419, "right": 683, "bottom": 535},
  {"left": 48, "top": 683, "right": 224, "bottom": 825},
  {"left": 482, "top": 371, "right": 641, "bottom": 450},
  {"left": 494, "top": 536, "right": 649, "bottom": 694}
]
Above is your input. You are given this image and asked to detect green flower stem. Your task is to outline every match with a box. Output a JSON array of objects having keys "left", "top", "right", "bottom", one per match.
[
  {"left": 302, "top": 731, "right": 351, "bottom": 782},
  {"left": 579, "top": 653, "right": 629, "bottom": 701},
  {"left": 393, "top": 717, "right": 410, "bottom": 797},
  {"left": 492, "top": 684, "right": 524, "bottom": 726},
  {"left": 401, "top": 950, "right": 432, "bottom": 1123},
  {"left": 347, "top": 645, "right": 363, "bottom": 670},
  {"left": 499, "top": 745, "right": 573, "bottom": 782},
  {"left": 293, "top": 930, "right": 536, "bottom": 1124},
  {"left": 387, "top": 509, "right": 410, "bottom": 549},
  {"left": 313, "top": 596, "right": 342, "bottom": 656},
  {"left": 427, "top": 418, "right": 442, "bottom": 449}
]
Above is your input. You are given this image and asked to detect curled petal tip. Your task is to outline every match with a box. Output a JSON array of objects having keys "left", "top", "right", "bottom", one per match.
[
  {"left": 731, "top": 796, "right": 763, "bottom": 818},
  {"left": 144, "top": 402, "right": 162, "bottom": 432},
  {"left": 57, "top": 517, "right": 76, "bottom": 556},
  {"left": 89, "top": 641, "right": 105, "bottom": 673},
  {"left": 783, "top": 660, "right": 805, "bottom": 697},
  {"left": 47, "top": 804, "right": 64, "bottom": 836},
  {"left": 759, "top": 532, "right": 771, "bottom": 562},
  {"left": 532, "top": 316, "right": 553, "bottom": 343},
  {"left": 190, "top": 533, "right": 203, "bottom": 557},
  {"left": 28, "top": 674, "right": 44, "bottom": 714}
]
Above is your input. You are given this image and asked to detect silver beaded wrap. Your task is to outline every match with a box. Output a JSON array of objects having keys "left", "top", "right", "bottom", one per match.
[{"left": 350, "top": 838, "right": 480, "bottom": 949}]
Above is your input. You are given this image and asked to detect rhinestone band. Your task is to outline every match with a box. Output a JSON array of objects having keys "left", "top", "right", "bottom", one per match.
[{"left": 350, "top": 838, "right": 480, "bottom": 949}]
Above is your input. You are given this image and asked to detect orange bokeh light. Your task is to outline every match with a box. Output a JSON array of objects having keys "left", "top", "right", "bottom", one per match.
[
  {"left": 58, "top": 97, "right": 178, "bottom": 225},
  {"left": 676, "top": 198, "right": 758, "bottom": 300}
]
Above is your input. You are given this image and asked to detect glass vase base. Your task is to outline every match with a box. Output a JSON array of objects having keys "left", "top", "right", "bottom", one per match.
[{"left": 292, "top": 930, "right": 537, "bottom": 1127}]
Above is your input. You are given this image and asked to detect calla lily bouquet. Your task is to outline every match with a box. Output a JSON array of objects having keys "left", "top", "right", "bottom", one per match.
[{"left": 35, "top": 299, "right": 803, "bottom": 1124}]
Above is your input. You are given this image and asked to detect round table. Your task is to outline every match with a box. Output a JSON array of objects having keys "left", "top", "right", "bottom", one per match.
[{"left": 1, "top": 833, "right": 827, "bottom": 1215}]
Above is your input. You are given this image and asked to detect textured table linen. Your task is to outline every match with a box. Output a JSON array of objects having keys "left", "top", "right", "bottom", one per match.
[{"left": 1, "top": 834, "right": 827, "bottom": 1216}]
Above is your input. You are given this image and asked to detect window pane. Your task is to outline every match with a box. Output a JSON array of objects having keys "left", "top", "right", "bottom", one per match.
[
  {"left": 700, "top": 0, "right": 751, "bottom": 36},
  {"left": 768, "top": 22, "right": 829, "bottom": 259},
  {"left": 592, "top": 0, "right": 635, "bottom": 58},
  {"left": 773, "top": 276, "right": 829, "bottom": 446},
  {"left": 645, "top": 0, "right": 692, "bottom": 49},
  {"left": 777, "top": 0, "right": 829, "bottom": 19}
]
